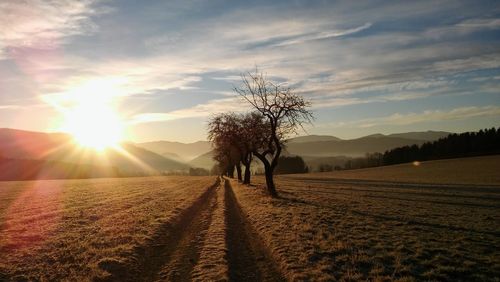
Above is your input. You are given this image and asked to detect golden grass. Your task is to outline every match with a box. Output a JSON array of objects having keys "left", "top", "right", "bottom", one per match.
[
  {"left": 290, "top": 155, "right": 500, "bottom": 185},
  {"left": 2, "top": 156, "right": 499, "bottom": 281},
  {"left": 0, "top": 176, "right": 215, "bottom": 281},
  {"left": 230, "top": 172, "right": 500, "bottom": 281},
  {"left": 191, "top": 178, "right": 229, "bottom": 281}
]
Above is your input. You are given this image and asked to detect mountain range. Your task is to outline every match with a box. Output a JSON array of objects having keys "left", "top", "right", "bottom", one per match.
[
  {"left": 137, "top": 140, "right": 212, "bottom": 162},
  {"left": 137, "top": 131, "right": 451, "bottom": 170},
  {"left": 0, "top": 128, "right": 188, "bottom": 178},
  {"left": 0, "top": 128, "right": 451, "bottom": 179}
]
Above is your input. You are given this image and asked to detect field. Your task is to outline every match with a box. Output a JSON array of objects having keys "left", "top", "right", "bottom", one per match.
[
  {"left": 0, "top": 176, "right": 284, "bottom": 281},
  {"left": 0, "top": 176, "right": 220, "bottom": 280},
  {"left": 293, "top": 155, "right": 500, "bottom": 185},
  {"left": 1, "top": 156, "right": 499, "bottom": 281}
]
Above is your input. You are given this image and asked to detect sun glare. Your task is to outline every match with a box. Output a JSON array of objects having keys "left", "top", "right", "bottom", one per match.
[{"left": 57, "top": 79, "right": 126, "bottom": 150}]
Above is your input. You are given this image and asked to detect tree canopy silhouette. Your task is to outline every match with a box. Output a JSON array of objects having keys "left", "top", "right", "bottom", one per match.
[
  {"left": 233, "top": 69, "right": 313, "bottom": 197},
  {"left": 207, "top": 112, "right": 269, "bottom": 184},
  {"left": 275, "top": 156, "right": 308, "bottom": 174}
]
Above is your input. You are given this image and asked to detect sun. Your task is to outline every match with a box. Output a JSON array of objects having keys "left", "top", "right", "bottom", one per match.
[
  {"left": 57, "top": 79, "right": 126, "bottom": 150},
  {"left": 64, "top": 105, "right": 124, "bottom": 150}
]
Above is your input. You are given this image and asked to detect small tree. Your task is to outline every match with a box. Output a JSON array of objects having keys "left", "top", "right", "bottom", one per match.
[
  {"left": 208, "top": 112, "right": 267, "bottom": 184},
  {"left": 208, "top": 113, "right": 243, "bottom": 180},
  {"left": 239, "top": 112, "right": 270, "bottom": 184},
  {"left": 234, "top": 69, "right": 313, "bottom": 197}
]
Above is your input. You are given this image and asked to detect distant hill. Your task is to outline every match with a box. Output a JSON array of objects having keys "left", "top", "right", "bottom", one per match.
[
  {"left": 44, "top": 143, "right": 189, "bottom": 174},
  {"left": 387, "top": 131, "right": 450, "bottom": 141},
  {"left": 161, "top": 152, "right": 185, "bottom": 163},
  {"left": 0, "top": 128, "right": 188, "bottom": 174},
  {"left": 0, "top": 128, "right": 452, "bottom": 176},
  {"left": 188, "top": 151, "right": 215, "bottom": 170},
  {"left": 0, "top": 128, "right": 72, "bottom": 159},
  {"left": 0, "top": 158, "right": 120, "bottom": 181},
  {"left": 137, "top": 140, "right": 212, "bottom": 161},
  {"left": 285, "top": 135, "right": 429, "bottom": 157},
  {"left": 288, "top": 135, "right": 341, "bottom": 143},
  {"left": 150, "top": 131, "right": 451, "bottom": 167}
]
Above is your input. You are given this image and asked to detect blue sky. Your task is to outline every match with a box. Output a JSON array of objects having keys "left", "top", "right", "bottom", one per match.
[{"left": 1, "top": 0, "right": 499, "bottom": 142}]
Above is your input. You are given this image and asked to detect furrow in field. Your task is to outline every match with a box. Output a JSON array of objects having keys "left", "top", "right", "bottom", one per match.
[
  {"left": 127, "top": 177, "right": 220, "bottom": 282},
  {"left": 191, "top": 177, "right": 229, "bottom": 281},
  {"left": 224, "top": 179, "right": 285, "bottom": 282}
]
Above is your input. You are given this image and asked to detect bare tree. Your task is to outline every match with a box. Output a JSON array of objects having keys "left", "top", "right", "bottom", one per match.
[
  {"left": 239, "top": 112, "right": 270, "bottom": 184},
  {"left": 208, "top": 113, "right": 243, "bottom": 180},
  {"left": 208, "top": 112, "right": 268, "bottom": 184},
  {"left": 234, "top": 69, "right": 313, "bottom": 197}
]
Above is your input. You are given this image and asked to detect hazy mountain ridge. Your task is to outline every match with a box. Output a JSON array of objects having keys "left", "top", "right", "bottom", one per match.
[
  {"left": 0, "top": 158, "right": 121, "bottom": 181},
  {"left": 387, "top": 131, "right": 451, "bottom": 141},
  {"left": 288, "top": 135, "right": 342, "bottom": 143},
  {"left": 285, "top": 136, "right": 429, "bottom": 157},
  {"left": 0, "top": 128, "right": 452, "bottom": 174},
  {"left": 188, "top": 151, "right": 215, "bottom": 170},
  {"left": 0, "top": 128, "right": 73, "bottom": 160},
  {"left": 137, "top": 140, "right": 212, "bottom": 161},
  {"left": 0, "top": 128, "right": 188, "bottom": 175},
  {"left": 181, "top": 131, "right": 452, "bottom": 169}
]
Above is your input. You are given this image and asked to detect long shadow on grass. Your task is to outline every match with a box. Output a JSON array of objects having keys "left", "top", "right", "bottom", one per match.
[
  {"left": 276, "top": 193, "right": 500, "bottom": 237},
  {"left": 224, "top": 179, "right": 285, "bottom": 282},
  {"left": 350, "top": 210, "right": 500, "bottom": 236},
  {"left": 362, "top": 194, "right": 500, "bottom": 209},
  {"left": 286, "top": 177, "right": 500, "bottom": 193},
  {"left": 108, "top": 178, "right": 220, "bottom": 282},
  {"left": 287, "top": 187, "right": 500, "bottom": 209},
  {"left": 281, "top": 185, "right": 500, "bottom": 202}
]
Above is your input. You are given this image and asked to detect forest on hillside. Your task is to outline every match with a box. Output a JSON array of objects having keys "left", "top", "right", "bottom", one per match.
[{"left": 341, "top": 127, "right": 500, "bottom": 170}]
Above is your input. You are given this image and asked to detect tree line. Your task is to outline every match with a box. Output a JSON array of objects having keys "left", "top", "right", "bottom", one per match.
[
  {"left": 338, "top": 127, "right": 500, "bottom": 170},
  {"left": 383, "top": 127, "right": 500, "bottom": 165},
  {"left": 208, "top": 69, "right": 313, "bottom": 197}
]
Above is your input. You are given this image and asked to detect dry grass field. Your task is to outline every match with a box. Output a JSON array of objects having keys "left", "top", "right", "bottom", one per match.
[
  {"left": 230, "top": 157, "right": 500, "bottom": 281},
  {"left": 0, "top": 176, "right": 283, "bottom": 281},
  {"left": 0, "top": 176, "right": 218, "bottom": 281},
  {"left": 1, "top": 156, "right": 499, "bottom": 281},
  {"left": 292, "top": 155, "right": 500, "bottom": 185}
]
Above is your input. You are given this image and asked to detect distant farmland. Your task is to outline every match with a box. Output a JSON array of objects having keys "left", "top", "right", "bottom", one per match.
[
  {"left": 0, "top": 156, "right": 499, "bottom": 281},
  {"left": 292, "top": 155, "right": 500, "bottom": 185}
]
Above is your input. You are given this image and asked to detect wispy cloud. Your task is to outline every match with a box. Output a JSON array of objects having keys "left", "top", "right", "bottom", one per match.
[
  {"left": 129, "top": 97, "right": 247, "bottom": 124},
  {"left": 425, "top": 17, "right": 500, "bottom": 39},
  {"left": 325, "top": 106, "right": 500, "bottom": 129},
  {"left": 272, "top": 22, "right": 372, "bottom": 47},
  {"left": 0, "top": 0, "right": 102, "bottom": 52},
  {"left": 2, "top": 0, "right": 499, "bottom": 141}
]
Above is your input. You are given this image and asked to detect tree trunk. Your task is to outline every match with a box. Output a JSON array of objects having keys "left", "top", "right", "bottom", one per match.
[
  {"left": 264, "top": 167, "right": 278, "bottom": 197},
  {"left": 236, "top": 163, "right": 242, "bottom": 182},
  {"left": 243, "top": 164, "right": 251, "bottom": 184},
  {"left": 254, "top": 152, "right": 279, "bottom": 197},
  {"left": 227, "top": 164, "right": 235, "bottom": 178}
]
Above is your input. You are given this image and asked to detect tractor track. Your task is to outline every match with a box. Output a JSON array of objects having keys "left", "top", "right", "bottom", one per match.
[
  {"left": 118, "top": 177, "right": 284, "bottom": 281},
  {"left": 126, "top": 178, "right": 220, "bottom": 282}
]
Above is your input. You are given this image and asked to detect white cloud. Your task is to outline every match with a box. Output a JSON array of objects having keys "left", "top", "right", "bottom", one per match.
[
  {"left": 425, "top": 18, "right": 500, "bottom": 39},
  {"left": 129, "top": 97, "right": 247, "bottom": 124},
  {"left": 432, "top": 54, "right": 500, "bottom": 73},
  {"left": 272, "top": 22, "right": 372, "bottom": 47},
  {"left": 0, "top": 0, "right": 101, "bottom": 53},
  {"left": 2, "top": 0, "right": 500, "bottom": 137}
]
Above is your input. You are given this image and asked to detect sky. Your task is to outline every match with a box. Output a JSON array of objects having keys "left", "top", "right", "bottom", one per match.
[{"left": 1, "top": 0, "right": 499, "bottom": 143}]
